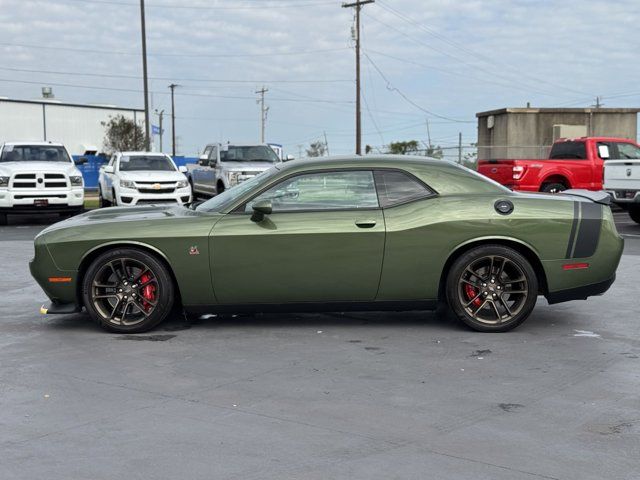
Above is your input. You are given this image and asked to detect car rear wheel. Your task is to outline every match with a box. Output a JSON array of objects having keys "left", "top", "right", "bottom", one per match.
[
  {"left": 446, "top": 245, "right": 538, "bottom": 332},
  {"left": 541, "top": 183, "right": 567, "bottom": 194},
  {"left": 0, "top": 213, "right": 7, "bottom": 225},
  {"left": 629, "top": 205, "right": 640, "bottom": 224},
  {"left": 82, "top": 248, "right": 175, "bottom": 333}
]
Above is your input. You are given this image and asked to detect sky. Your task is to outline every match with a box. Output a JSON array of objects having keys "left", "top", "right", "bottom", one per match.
[{"left": 0, "top": 0, "right": 639, "bottom": 158}]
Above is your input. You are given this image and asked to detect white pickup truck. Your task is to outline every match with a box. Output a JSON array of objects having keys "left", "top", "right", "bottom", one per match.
[
  {"left": 0, "top": 142, "right": 85, "bottom": 225},
  {"left": 187, "top": 143, "right": 283, "bottom": 198},
  {"left": 603, "top": 145, "right": 640, "bottom": 223}
]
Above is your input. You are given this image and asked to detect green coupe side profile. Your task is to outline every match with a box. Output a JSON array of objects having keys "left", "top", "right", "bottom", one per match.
[{"left": 30, "top": 156, "right": 624, "bottom": 333}]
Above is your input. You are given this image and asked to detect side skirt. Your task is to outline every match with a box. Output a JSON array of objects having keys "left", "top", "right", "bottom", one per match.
[{"left": 184, "top": 300, "right": 439, "bottom": 315}]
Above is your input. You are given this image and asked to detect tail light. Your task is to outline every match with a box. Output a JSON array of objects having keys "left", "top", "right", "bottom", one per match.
[{"left": 513, "top": 165, "right": 526, "bottom": 180}]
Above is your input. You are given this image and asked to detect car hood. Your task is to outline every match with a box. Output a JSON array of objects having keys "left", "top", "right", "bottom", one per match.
[
  {"left": 118, "top": 170, "right": 186, "bottom": 182},
  {"left": 0, "top": 161, "right": 80, "bottom": 176},
  {"left": 38, "top": 205, "right": 206, "bottom": 236},
  {"left": 220, "top": 161, "right": 277, "bottom": 172}
]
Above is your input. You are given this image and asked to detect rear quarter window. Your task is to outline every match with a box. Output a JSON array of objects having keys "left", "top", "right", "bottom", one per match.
[
  {"left": 374, "top": 170, "right": 434, "bottom": 207},
  {"left": 549, "top": 141, "right": 586, "bottom": 159}
]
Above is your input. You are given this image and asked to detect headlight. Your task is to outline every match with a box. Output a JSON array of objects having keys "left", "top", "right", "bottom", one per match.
[
  {"left": 176, "top": 180, "right": 189, "bottom": 189},
  {"left": 227, "top": 172, "right": 240, "bottom": 186},
  {"left": 69, "top": 175, "right": 83, "bottom": 186},
  {"left": 0, "top": 176, "right": 8, "bottom": 187},
  {"left": 120, "top": 179, "right": 136, "bottom": 189}
]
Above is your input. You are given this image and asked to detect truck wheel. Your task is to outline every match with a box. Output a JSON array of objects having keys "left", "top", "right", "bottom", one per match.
[
  {"left": 446, "top": 245, "right": 538, "bottom": 332},
  {"left": 0, "top": 213, "right": 7, "bottom": 226},
  {"left": 112, "top": 189, "right": 118, "bottom": 207},
  {"left": 629, "top": 205, "right": 640, "bottom": 224},
  {"left": 541, "top": 183, "right": 567, "bottom": 194},
  {"left": 99, "top": 188, "right": 111, "bottom": 208},
  {"left": 216, "top": 182, "right": 225, "bottom": 195}
]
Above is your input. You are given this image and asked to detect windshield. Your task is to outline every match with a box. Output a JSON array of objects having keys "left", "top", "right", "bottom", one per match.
[
  {"left": 0, "top": 145, "right": 71, "bottom": 163},
  {"left": 221, "top": 145, "right": 279, "bottom": 163},
  {"left": 119, "top": 155, "right": 176, "bottom": 172},
  {"left": 196, "top": 166, "right": 279, "bottom": 213}
]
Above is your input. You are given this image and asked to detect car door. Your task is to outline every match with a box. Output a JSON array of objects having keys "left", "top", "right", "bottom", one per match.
[
  {"left": 210, "top": 169, "right": 385, "bottom": 304},
  {"left": 205, "top": 145, "right": 218, "bottom": 194},
  {"left": 102, "top": 155, "right": 117, "bottom": 200}
]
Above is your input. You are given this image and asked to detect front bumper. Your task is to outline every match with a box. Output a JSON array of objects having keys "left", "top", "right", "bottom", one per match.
[
  {"left": 0, "top": 187, "right": 84, "bottom": 212},
  {"left": 117, "top": 188, "right": 192, "bottom": 206}
]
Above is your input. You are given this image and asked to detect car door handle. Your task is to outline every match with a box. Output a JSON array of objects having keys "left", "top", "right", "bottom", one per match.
[{"left": 355, "top": 220, "right": 377, "bottom": 228}]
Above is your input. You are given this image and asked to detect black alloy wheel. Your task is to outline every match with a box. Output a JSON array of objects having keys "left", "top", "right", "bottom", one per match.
[
  {"left": 82, "top": 248, "right": 174, "bottom": 333},
  {"left": 446, "top": 245, "right": 538, "bottom": 332}
]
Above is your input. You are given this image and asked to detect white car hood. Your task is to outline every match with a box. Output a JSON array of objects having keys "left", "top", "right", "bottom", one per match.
[
  {"left": 119, "top": 170, "right": 186, "bottom": 182},
  {"left": 0, "top": 161, "right": 80, "bottom": 176},
  {"left": 221, "top": 161, "right": 277, "bottom": 172}
]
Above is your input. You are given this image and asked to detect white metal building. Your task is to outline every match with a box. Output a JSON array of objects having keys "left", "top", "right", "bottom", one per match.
[{"left": 0, "top": 98, "right": 144, "bottom": 156}]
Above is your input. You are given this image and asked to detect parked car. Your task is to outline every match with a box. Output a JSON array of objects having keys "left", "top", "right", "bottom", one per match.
[
  {"left": 0, "top": 141, "right": 85, "bottom": 225},
  {"left": 603, "top": 142, "right": 640, "bottom": 224},
  {"left": 187, "top": 143, "right": 281, "bottom": 198},
  {"left": 477, "top": 136, "right": 640, "bottom": 193},
  {"left": 98, "top": 152, "right": 191, "bottom": 207},
  {"left": 31, "top": 156, "right": 622, "bottom": 334}
]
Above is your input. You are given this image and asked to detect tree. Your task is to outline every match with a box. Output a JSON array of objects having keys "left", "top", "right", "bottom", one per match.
[
  {"left": 102, "top": 114, "right": 145, "bottom": 154},
  {"left": 306, "top": 140, "right": 327, "bottom": 157},
  {"left": 424, "top": 144, "right": 444, "bottom": 159},
  {"left": 387, "top": 140, "right": 419, "bottom": 155}
]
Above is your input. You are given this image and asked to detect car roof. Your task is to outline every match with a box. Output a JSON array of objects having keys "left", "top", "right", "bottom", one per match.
[
  {"left": 119, "top": 151, "right": 171, "bottom": 157},
  {"left": 275, "top": 154, "right": 458, "bottom": 173},
  {"left": 2, "top": 141, "right": 65, "bottom": 147}
]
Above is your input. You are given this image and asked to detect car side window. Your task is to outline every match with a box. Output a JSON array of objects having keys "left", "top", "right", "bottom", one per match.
[
  {"left": 245, "top": 170, "right": 378, "bottom": 212},
  {"left": 596, "top": 142, "right": 613, "bottom": 160},
  {"left": 209, "top": 146, "right": 218, "bottom": 164},
  {"left": 108, "top": 155, "right": 116, "bottom": 167},
  {"left": 374, "top": 170, "right": 435, "bottom": 207},
  {"left": 615, "top": 142, "right": 640, "bottom": 160}
]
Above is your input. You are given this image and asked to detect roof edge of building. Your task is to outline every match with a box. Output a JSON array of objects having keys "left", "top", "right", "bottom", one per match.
[
  {"left": 0, "top": 97, "right": 144, "bottom": 113},
  {"left": 476, "top": 107, "right": 640, "bottom": 117}
]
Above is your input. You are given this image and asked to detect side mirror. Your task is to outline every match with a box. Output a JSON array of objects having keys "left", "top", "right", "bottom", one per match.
[
  {"left": 251, "top": 200, "right": 272, "bottom": 223},
  {"left": 285, "top": 154, "right": 295, "bottom": 161},
  {"left": 178, "top": 165, "right": 188, "bottom": 173},
  {"left": 198, "top": 154, "right": 208, "bottom": 166},
  {"left": 103, "top": 165, "right": 115, "bottom": 174},
  {"left": 75, "top": 156, "right": 88, "bottom": 165},
  {"left": 598, "top": 145, "right": 610, "bottom": 159}
]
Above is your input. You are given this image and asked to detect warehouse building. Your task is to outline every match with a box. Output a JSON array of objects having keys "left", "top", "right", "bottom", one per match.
[
  {"left": 476, "top": 106, "right": 640, "bottom": 160},
  {"left": 0, "top": 97, "right": 144, "bottom": 156}
]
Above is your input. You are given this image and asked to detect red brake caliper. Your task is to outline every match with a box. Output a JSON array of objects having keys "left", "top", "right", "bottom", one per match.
[
  {"left": 139, "top": 273, "right": 156, "bottom": 312},
  {"left": 465, "top": 284, "right": 482, "bottom": 307}
]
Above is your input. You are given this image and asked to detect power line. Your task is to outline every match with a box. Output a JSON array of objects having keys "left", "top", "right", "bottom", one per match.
[
  {"left": 0, "top": 65, "right": 351, "bottom": 84},
  {"left": 0, "top": 42, "right": 349, "bottom": 59},
  {"left": 362, "top": 53, "right": 473, "bottom": 123},
  {"left": 52, "top": 0, "right": 335, "bottom": 10}
]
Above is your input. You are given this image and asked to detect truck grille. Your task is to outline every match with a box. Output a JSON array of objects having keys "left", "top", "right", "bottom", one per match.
[
  {"left": 11, "top": 173, "right": 69, "bottom": 189},
  {"left": 138, "top": 187, "right": 175, "bottom": 194},
  {"left": 136, "top": 182, "right": 176, "bottom": 194}
]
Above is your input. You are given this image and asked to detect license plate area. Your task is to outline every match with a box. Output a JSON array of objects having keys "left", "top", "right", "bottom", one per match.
[{"left": 33, "top": 199, "right": 49, "bottom": 207}]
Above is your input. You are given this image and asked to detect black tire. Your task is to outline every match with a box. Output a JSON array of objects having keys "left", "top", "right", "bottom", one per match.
[
  {"left": 216, "top": 182, "right": 225, "bottom": 195},
  {"left": 0, "top": 213, "right": 7, "bottom": 225},
  {"left": 629, "top": 205, "right": 640, "bottom": 224},
  {"left": 446, "top": 245, "right": 539, "bottom": 332},
  {"left": 112, "top": 189, "right": 118, "bottom": 207},
  {"left": 99, "top": 188, "right": 111, "bottom": 208},
  {"left": 82, "top": 248, "right": 175, "bottom": 333},
  {"left": 541, "top": 183, "right": 567, "bottom": 194}
]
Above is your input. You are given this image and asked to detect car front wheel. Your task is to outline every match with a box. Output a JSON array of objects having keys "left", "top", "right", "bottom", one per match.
[
  {"left": 629, "top": 205, "right": 640, "bottom": 224},
  {"left": 446, "top": 245, "right": 538, "bottom": 332},
  {"left": 82, "top": 248, "right": 175, "bottom": 333}
]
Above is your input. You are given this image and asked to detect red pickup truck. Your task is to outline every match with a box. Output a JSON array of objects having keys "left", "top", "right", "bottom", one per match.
[{"left": 477, "top": 137, "right": 640, "bottom": 193}]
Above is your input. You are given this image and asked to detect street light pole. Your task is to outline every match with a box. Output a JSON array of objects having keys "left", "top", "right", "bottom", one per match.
[
  {"left": 155, "top": 109, "right": 164, "bottom": 152},
  {"left": 169, "top": 83, "right": 179, "bottom": 157},
  {"left": 139, "top": 0, "right": 150, "bottom": 150}
]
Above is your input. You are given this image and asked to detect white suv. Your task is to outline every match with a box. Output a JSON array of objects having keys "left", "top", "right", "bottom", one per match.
[
  {"left": 0, "top": 142, "right": 85, "bottom": 225},
  {"left": 98, "top": 152, "right": 192, "bottom": 207}
]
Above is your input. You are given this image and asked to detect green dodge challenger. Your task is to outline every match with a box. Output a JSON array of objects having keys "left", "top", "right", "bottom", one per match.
[{"left": 30, "top": 156, "right": 623, "bottom": 333}]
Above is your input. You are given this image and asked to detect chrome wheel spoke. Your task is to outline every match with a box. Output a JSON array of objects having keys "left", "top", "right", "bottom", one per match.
[
  {"left": 464, "top": 292, "right": 483, "bottom": 307},
  {"left": 489, "top": 299, "right": 501, "bottom": 320},
  {"left": 498, "top": 296, "right": 513, "bottom": 317},
  {"left": 94, "top": 294, "right": 118, "bottom": 300},
  {"left": 461, "top": 278, "right": 481, "bottom": 288},
  {"left": 132, "top": 299, "right": 151, "bottom": 317}
]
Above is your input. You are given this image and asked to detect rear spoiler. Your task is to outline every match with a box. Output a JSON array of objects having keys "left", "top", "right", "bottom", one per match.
[{"left": 561, "top": 189, "right": 611, "bottom": 205}]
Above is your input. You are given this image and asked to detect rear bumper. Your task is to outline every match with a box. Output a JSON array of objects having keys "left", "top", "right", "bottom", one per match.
[
  {"left": 545, "top": 275, "right": 615, "bottom": 304},
  {"left": 40, "top": 301, "right": 82, "bottom": 315},
  {"left": 605, "top": 190, "right": 640, "bottom": 204}
]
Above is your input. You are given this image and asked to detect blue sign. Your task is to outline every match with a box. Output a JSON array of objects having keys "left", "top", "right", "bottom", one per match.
[{"left": 151, "top": 125, "right": 162, "bottom": 135}]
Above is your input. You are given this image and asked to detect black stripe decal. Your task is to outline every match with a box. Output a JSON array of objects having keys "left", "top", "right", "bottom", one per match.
[
  {"left": 565, "top": 201, "right": 580, "bottom": 259},
  {"left": 572, "top": 202, "right": 602, "bottom": 258}
]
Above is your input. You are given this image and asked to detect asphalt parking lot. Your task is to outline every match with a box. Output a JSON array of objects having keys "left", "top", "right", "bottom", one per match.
[{"left": 1, "top": 211, "right": 639, "bottom": 480}]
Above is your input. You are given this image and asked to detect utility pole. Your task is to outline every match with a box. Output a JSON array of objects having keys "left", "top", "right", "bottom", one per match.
[
  {"left": 342, "top": 0, "right": 374, "bottom": 155},
  {"left": 425, "top": 119, "right": 432, "bottom": 149},
  {"left": 458, "top": 132, "right": 462, "bottom": 163},
  {"left": 256, "top": 86, "right": 269, "bottom": 143},
  {"left": 154, "top": 109, "right": 164, "bottom": 152},
  {"left": 169, "top": 83, "right": 179, "bottom": 157},
  {"left": 139, "top": 0, "right": 150, "bottom": 150},
  {"left": 323, "top": 131, "right": 330, "bottom": 156}
]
